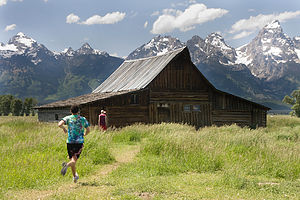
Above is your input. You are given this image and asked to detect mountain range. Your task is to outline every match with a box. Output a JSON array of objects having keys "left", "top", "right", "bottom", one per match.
[
  {"left": 0, "top": 20, "right": 299, "bottom": 110},
  {"left": 127, "top": 20, "right": 300, "bottom": 110},
  {"left": 0, "top": 33, "right": 123, "bottom": 103}
]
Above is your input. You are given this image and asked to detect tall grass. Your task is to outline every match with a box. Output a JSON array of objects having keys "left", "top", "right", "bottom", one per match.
[
  {"left": 1, "top": 115, "right": 300, "bottom": 199},
  {"left": 107, "top": 116, "right": 300, "bottom": 199},
  {"left": 110, "top": 119, "right": 299, "bottom": 180},
  {"left": 0, "top": 116, "right": 114, "bottom": 195}
]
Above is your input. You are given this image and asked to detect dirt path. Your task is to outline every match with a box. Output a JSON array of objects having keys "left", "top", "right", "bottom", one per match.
[{"left": 6, "top": 144, "right": 140, "bottom": 200}]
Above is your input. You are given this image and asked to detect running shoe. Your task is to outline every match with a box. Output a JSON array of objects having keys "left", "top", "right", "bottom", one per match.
[
  {"left": 61, "top": 162, "right": 68, "bottom": 176},
  {"left": 73, "top": 173, "right": 79, "bottom": 183}
]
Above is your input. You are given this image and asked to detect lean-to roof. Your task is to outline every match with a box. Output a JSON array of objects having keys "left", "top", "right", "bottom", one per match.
[{"left": 35, "top": 90, "right": 138, "bottom": 109}]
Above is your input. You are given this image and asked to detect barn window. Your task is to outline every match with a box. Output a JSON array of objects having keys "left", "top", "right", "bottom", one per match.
[
  {"left": 184, "top": 104, "right": 191, "bottom": 112},
  {"left": 130, "top": 94, "right": 139, "bottom": 104},
  {"left": 193, "top": 105, "right": 201, "bottom": 112}
]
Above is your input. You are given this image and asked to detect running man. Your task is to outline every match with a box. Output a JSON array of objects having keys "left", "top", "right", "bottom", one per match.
[{"left": 58, "top": 104, "right": 90, "bottom": 183}]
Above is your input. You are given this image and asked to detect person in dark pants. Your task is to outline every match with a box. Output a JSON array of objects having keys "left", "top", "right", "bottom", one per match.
[{"left": 58, "top": 105, "right": 90, "bottom": 183}]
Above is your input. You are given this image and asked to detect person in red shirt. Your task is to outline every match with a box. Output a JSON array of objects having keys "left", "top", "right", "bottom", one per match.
[{"left": 98, "top": 110, "right": 108, "bottom": 131}]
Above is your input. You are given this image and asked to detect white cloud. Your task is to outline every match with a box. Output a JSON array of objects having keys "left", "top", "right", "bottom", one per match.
[
  {"left": 1, "top": 0, "right": 23, "bottom": 6},
  {"left": 81, "top": 12, "right": 126, "bottom": 25},
  {"left": 144, "top": 21, "right": 148, "bottom": 28},
  {"left": 151, "top": 11, "right": 160, "bottom": 16},
  {"left": 5, "top": 24, "right": 16, "bottom": 31},
  {"left": 0, "top": 0, "right": 7, "bottom": 7},
  {"left": 151, "top": 3, "right": 228, "bottom": 34},
  {"left": 66, "top": 13, "right": 80, "bottom": 24},
  {"left": 232, "top": 31, "right": 253, "bottom": 40},
  {"left": 248, "top": 9, "right": 255, "bottom": 12},
  {"left": 230, "top": 11, "right": 300, "bottom": 39}
]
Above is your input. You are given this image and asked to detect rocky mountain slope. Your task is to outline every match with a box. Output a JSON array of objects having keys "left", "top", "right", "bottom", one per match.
[{"left": 236, "top": 20, "right": 300, "bottom": 81}]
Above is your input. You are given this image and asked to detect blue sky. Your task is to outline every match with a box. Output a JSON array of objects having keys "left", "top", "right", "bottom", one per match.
[{"left": 1, "top": 0, "right": 300, "bottom": 57}]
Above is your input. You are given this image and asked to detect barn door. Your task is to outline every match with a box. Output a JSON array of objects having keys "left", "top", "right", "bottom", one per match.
[{"left": 158, "top": 107, "right": 170, "bottom": 122}]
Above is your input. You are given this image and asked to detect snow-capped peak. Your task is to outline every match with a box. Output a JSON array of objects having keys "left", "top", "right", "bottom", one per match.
[
  {"left": 82, "top": 43, "right": 92, "bottom": 49},
  {"left": 8, "top": 32, "right": 37, "bottom": 49},
  {"left": 235, "top": 20, "right": 300, "bottom": 80},
  {"left": 16, "top": 32, "right": 26, "bottom": 37},
  {"left": 205, "top": 32, "right": 232, "bottom": 51},
  {"left": 264, "top": 20, "right": 281, "bottom": 29},
  {"left": 62, "top": 47, "right": 75, "bottom": 56},
  {"left": 76, "top": 43, "right": 94, "bottom": 55},
  {"left": 75, "top": 43, "right": 108, "bottom": 56},
  {"left": 126, "top": 35, "right": 185, "bottom": 60}
]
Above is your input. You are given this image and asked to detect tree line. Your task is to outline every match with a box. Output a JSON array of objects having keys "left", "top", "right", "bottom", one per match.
[{"left": 0, "top": 95, "right": 38, "bottom": 116}]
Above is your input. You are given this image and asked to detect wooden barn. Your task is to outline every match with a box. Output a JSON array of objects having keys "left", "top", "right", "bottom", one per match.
[{"left": 36, "top": 47, "right": 270, "bottom": 128}]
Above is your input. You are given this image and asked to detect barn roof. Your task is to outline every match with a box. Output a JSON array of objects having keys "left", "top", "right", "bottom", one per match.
[
  {"left": 92, "top": 47, "right": 187, "bottom": 93},
  {"left": 35, "top": 90, "right": 138, "bottom": 109}
]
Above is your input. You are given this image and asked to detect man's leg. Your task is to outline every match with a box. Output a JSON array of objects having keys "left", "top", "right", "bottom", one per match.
[{"left": 67, "top": 156, "right": 77, "bottom": 177}]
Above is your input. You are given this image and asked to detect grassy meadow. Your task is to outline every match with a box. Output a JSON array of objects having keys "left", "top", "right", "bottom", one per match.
[{"left": 0, "top": 115, "right": 299, "bottom": 199}]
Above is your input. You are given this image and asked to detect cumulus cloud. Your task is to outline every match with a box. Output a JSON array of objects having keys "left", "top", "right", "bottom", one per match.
[
  {"left": 151, "top": 3, "right": 228, "bottom": 34},
  {"left": 0, "top": 0, "right": 7, "bottom": 6},
  {"left": 230, "top": 11, "right": 300, "bottom": 39},
  {"left": 81, "top": 12, "right": 126, "bottom": 25},
  {"left": 66, "top": 13, "right": 80, "bottom": 24},
  {"left": 5, "top": 24, "right": 16, "bottom": 31}
]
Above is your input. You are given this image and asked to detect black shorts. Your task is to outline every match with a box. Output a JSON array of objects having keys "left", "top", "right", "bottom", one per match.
[{"left": 67, "top": 143, "right": 84, "bottom": 159}]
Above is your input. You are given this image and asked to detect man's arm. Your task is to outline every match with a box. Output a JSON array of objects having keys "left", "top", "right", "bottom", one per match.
[{"left": 58, "top": 120, "right": 67, "bottom": 134}]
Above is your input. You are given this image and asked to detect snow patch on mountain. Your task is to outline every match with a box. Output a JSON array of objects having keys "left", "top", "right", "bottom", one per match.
[
  {"left": 236, "top": 49, "right": 252, "bottom": 66},
  {"left": 60, "top": 43, "right": 108, "bottom": 57},
  {"left": 0, "top": 43, "right": 18, "bottom": 52},
  {"left": 126, "top": 35, "right": 185, "bottom": 60},
  {"left": 295, "top": 48, "right": 300, "bottom": 60}
]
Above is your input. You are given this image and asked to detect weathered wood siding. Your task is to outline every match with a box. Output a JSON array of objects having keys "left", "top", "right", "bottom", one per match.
[
  {"left": 81, "top": 90, "right": 149, "bottom": 127},
  {"left": 149, "top": 56, "right": 208, "bottom": 91},
  {"left": 148, "top": 56, "right": 213, "bottom": 127},
  {"left": 37, "top": 108, "right": 70, "bottom": 122},
  {"left": 212, "top": 92, "right": 267, "bottom": 127},
  {"left": 149, "top": 102, "right": 212, "bottom": 127}
]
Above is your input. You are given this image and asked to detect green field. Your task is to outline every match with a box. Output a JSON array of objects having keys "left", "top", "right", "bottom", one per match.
[{"left": 0, "top": 115, "right": 299, "bottom": 199}]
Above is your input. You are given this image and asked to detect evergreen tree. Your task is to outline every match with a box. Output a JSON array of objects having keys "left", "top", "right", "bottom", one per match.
[
  {"left": 0, "top": 95, "right": 14, "bottom": 116},
  {"left": 23, "top": 97, "right": 38, "bottom": 116},
  {"left": 283, "top": 90, "right": 300, "bottom": 117},
  {"left": 11, "top": 98, "right": 23, "bottom": 116}
]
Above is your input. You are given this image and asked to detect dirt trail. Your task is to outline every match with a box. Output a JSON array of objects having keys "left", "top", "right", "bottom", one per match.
[{"left": 6, "top": 145, "right": 140, "bottom": 200}]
